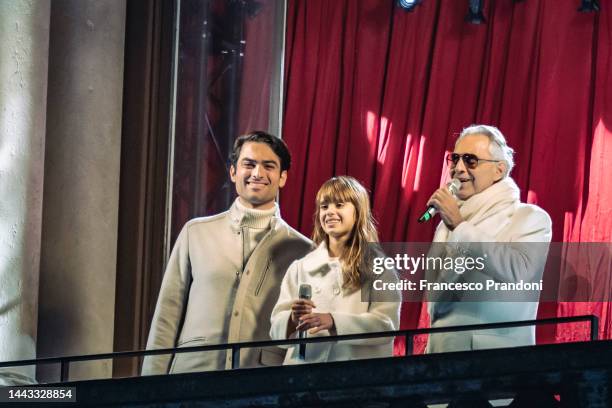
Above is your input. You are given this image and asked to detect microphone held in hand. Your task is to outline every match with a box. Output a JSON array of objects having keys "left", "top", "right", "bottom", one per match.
[
  {"left": 298, "top": 283, "right": 312, "bottom": 360},
  {"left": 418, "top": 179, "right": 461, "bottom": 223}
]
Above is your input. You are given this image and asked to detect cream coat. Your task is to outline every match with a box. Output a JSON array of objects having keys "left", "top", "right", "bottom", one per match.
[
  {"left": 426, "top": 178, "right": 552, "bottom": 353},
  {"left": 142, "top": 202, "right": 312, "bottom": 375},
  {"left": 270, "top": 243, "right": 401, "bottom": 364}
]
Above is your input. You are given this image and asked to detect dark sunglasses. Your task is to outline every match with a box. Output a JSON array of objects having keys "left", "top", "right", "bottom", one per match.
[{"left": 446, "top": 153, "right": 501, "bottom": 169}]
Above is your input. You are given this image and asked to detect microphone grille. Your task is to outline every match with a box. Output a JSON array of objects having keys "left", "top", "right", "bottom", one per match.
[
  {"left": 448, "top": 178, "right": 461, "bottom": 195},
  {"left": 298, "top": 284, "right": 312, "bottom": 300}
]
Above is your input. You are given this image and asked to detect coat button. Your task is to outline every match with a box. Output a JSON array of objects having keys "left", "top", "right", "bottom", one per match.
[
  {"left": 234, "top": 311, "right": 239, "bottom": 317},
  {"left": 245, "top": 269, "right": 250, "bottom": 275},
  {"left": 314, "top": 286, "right": 321, "bottom": 294},
  {"left": 333, "top": 287, "right": 340, "bottom": 296}
]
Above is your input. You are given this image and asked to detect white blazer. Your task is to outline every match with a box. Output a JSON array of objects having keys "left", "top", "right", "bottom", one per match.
[{"left": 270, "top": 242, "right": 401, "bottom": 364}]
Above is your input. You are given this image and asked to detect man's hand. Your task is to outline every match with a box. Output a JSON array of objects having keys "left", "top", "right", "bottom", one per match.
[
  {"left": 296, "top": 312, "right": 335, "bottom": 335},
  {"left": 427, "top": 187, "right": 464, "bottom": 230}
]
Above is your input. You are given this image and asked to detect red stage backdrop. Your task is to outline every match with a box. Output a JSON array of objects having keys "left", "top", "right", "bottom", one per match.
[{"left": 280, "top": 0, "right": 612, "bottom": 353}]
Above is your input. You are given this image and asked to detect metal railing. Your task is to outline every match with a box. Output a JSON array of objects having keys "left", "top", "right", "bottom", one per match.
[{"left": 0, "top": 315, "right": 599, "bottom": 382}]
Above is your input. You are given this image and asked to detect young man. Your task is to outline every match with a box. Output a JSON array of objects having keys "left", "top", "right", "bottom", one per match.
[{"left": 142, "top": 131, "right": 312, "bottom": 374}]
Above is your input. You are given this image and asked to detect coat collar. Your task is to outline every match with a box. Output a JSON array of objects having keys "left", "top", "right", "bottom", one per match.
[{"left": 302, "top": 241, "right": 341, "bottom": 275}]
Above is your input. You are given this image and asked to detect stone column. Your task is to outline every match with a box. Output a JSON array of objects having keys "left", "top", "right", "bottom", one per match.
[
  {"left": 37, "top": 0, "right": 126, "bottom": 382},
  {"left": 0, "top": 0, "right": 51, "bottom": 386}
]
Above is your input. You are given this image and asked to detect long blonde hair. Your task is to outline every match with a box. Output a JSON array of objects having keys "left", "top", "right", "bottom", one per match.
[{"left": 312, "top": 176, "right": 379, "bottom": 292}]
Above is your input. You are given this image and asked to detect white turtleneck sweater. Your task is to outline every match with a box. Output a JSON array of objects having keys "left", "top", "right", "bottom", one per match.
[{"left": 234, "top": 198, "right": 276, "bottom": 267}]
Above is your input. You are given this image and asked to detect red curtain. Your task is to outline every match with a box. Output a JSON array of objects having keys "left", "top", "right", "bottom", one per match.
[{"left": 280, "top": 0, "right": 612, "bottom": 353}]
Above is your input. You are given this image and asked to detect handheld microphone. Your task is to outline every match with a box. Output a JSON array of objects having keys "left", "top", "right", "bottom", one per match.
[
  {"left": 298, "top": 283, "right": 312, "bottom": 360},
  {"left": 418, "top": 179, "right": 461, "bottom": 223}
]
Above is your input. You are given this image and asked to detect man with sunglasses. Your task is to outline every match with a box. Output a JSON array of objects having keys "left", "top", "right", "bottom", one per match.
[{"left": 425, "top": 124, "right": 552, "bottom": 353}]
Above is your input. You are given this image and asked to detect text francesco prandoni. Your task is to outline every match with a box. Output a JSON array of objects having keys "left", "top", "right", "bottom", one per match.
[{"left": 371, "top": 254, "right": 544, "bottom": 292}]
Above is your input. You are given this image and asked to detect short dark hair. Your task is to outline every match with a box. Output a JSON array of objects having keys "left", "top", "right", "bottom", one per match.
[{"left": 229, "top": 131, "right": 291, "bottom": 171}]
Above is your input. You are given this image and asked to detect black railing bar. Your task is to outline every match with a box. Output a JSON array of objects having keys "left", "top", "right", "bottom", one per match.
[
  {"left": 405, "top": 334, "right": 414, "bottom": 356},
  {"left": 60, "top": 359, "right": 70, "bottom": 383},
  {"left": 231, "top": 346, "right": 240, "bottom": 370},
  {"left": 0, "top": 315, "right": 597, "bottom": 369},
  {"left": 590, "top": 315, "right": 599, "bottom": 341}
]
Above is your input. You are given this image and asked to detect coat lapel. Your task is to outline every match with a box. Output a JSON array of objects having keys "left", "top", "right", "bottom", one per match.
[{"left": 302, "top": 242, "right": 332, "bottom": 276}]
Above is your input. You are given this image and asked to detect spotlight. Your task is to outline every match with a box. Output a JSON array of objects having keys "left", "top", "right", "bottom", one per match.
[
  {"left": 578, "top": 0, "right": 600, "bottom": 12},
  {"left": 397, "top": 0, "right": 423, "bottom": 12},
  {"left": 465, "top": 0, "right": 486, "bottom": 24}
]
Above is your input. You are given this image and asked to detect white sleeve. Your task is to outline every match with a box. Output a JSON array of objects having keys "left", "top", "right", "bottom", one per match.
[
  {"left": 331, "top": 303, "right": 400, "bottom": 346},
  {"left": 331, "top": 270, "right": 401, "bottom": 346}
]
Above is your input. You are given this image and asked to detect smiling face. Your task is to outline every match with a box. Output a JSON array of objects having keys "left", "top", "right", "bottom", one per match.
[
  {"left": 318, "top": 200, "right": 357, "bottom": 242},
  {"left": 230, "top": 142, "right": 287, "bottom": 209},
  {"left": 451, "top": 134, "right": 506, "bottom": 200}
]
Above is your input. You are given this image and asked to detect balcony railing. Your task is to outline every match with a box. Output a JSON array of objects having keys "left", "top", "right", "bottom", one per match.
[{"left": 0, "top": 314, "right": 599, "bottom": 383}]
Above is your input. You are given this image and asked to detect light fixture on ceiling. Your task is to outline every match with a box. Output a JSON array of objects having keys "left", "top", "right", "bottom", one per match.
[
  {"left": 578, "top": 0, "right": 600, "bottom": 12},
  {"left": 465, "top": 0, "right": 486, "bottom": 24},
  {"left": 396, "top": 0, "right": 423, "bottom": 12}
]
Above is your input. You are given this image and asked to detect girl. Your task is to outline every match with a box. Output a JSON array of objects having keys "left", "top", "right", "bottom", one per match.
[{"left": 270, "top": 176, "right": 400, "bottom": 364}]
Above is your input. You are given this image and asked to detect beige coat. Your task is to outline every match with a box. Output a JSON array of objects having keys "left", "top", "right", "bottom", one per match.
[
  {"left": 270, "top": 243, "right": 401, "bottom": 364},
  {"left": 142, "top": 202, "right": 312, "bottom": 375}
]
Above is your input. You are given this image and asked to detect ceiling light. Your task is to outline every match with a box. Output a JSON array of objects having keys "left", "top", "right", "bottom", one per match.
[
  {"left": 578, "top": 0, "right": 600, "bottom": 12},
  {"left": 397, "top": 0, "right": 423, "bottom": 12},
  {"left": 465, "top": 0, "right": 486, "bottom": 24}
]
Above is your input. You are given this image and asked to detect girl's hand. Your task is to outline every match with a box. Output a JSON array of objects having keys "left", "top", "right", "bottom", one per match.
[
  {"left": 290, "top": 299, "right": 316, "bottom": 326},
  {"left": 296, "top": 313, "right": 335, "bottom": 334}
]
